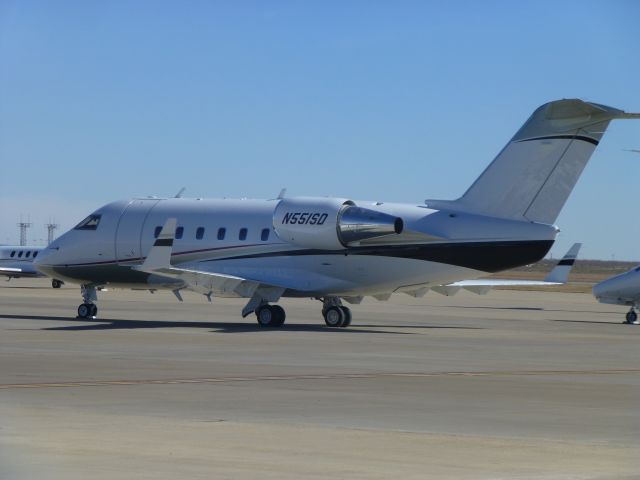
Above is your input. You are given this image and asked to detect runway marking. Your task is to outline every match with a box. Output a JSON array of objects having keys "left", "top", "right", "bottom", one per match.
[{"left": 1, "top": 369, "right": 640, "bottom": 390}]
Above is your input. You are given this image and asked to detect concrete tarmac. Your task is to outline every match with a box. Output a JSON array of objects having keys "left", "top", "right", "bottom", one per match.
[{"left": 1, "top": 279, "right": 639, "bottom": 479}]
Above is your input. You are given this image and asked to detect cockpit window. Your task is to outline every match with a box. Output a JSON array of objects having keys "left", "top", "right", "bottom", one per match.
[{"left": 74, "top": 214, "right": 102, "bottom": 230}]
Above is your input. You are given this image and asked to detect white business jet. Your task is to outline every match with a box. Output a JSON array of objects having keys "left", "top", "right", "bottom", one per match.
[
  {"left": 593, "top": 266, "right": 640, "bottom": 324},
  {"left": 35, "top": 99, "right": 639, "bottom": 327},
  {"left": 0, "top": 246, "right": 64, "bottom": 288}
]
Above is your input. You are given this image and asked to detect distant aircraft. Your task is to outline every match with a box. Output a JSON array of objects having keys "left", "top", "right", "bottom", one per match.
[
  {"left": 430, "top": 243, "right": 582, "bottom": 296},
  {"left": 34, "top": 99, "right": 639, "bottom": 327},
  {"left": 592, "top": 267, "right": 640, "bottom": 324},
  {"left": 0, "top": 246, "right": 64, "bottom": 288}
]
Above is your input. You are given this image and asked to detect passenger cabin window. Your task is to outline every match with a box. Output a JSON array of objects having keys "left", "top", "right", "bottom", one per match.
[
  {"left": 261, "top": 228, "right": 270, "bottom": 241},
  {"left": 217, "top": 228, "right": 226, "bottom": 240},
  {"left": 33, "top": 251, "right": 38, "bottom": 258},
  {"left": 74, "top": 214, "right": 101, "bottom": 230},
  {"left": 196, "top": 227, "right": 205, "bottom": 240},
  {"left": 10, "top": 251, "right": 15, "bottom": 258},
  {"left": 175, "top": 227, "right": 184, "bottom": 239},
  {"left": 154, "top": 226, "right": 162, "bottom": 238},
  {"left": 25, "top": 251, "right": 31, "bottom": 258},
  {"left": 239, "top": 228, "right": 247, "bottom": 241},
  {"left": 18, "top": 251, "right": 23, "bottom": 258}
]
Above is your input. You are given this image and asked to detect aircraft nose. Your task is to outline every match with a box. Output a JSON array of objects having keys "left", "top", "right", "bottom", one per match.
[
  {"left": 592, "top": 274, "right": 624, "bottom": 299},
  {"left": 33, "top": 245, "right": 59, "bottom": 276}
]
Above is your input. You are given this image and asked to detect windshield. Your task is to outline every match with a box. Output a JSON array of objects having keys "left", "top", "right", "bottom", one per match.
[{"left": 74, "top": 214, "right": 101, "bottom": 230}]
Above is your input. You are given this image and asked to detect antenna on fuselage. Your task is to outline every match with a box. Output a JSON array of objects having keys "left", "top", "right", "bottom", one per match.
[
  {"left": 277, "top": 188, "right": 287, "bottom": 199},
  {"left": 174, "top": 187, "right": 186, "bottom": 198}
]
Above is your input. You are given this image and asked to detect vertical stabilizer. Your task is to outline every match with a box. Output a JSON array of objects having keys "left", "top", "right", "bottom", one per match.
[{"left": 427, "top": 100, "right": 640, "bottom": 224}]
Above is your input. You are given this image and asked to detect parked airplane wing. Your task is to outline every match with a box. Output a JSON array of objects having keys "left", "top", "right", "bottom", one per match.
[
  {"left": 436, "top": 243, "right": 582, "bottom": 296},
  {"left": 0, "top": 265, "right": 42, "bottom": 278},
  {"left": 133, "top": 219, "right": 292, "bottom": 309}
]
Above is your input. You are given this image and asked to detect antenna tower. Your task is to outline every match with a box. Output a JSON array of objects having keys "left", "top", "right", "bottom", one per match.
[
  {"left": 46, "top": 222, "right": 59, "bottom": 245},
  {"left": 17, "top": 219, "right": 32, "bottom": 246}
]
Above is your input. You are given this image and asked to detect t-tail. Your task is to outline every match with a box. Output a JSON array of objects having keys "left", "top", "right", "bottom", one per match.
[{"left": 427, "top": 99, "right": 640, "bottom": 224}]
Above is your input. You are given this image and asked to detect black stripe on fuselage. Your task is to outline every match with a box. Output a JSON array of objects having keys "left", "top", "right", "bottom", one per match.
[
  {"left": 42, "top": 240, "right": 555, "bottom": 286},
  {"left": 206, "top": 240, "right": 554, "bottom": 274},
  {"left": 518, "top": 135, "right": 599, "bottom": 146}
]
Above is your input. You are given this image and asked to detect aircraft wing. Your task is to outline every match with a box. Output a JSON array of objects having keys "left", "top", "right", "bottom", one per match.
[
  {"left": 433, "top": 243, "right": 582, "bottom": 296},
  {"left": 0, "top": 265, "right": 43, "bottom": 278},
  {"left": 133, "top": 219, "right": 290, "bottom": 315}
]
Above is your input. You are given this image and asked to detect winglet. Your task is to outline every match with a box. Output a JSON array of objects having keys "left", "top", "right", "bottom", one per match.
[
  {"left": 543, "top": 242, "right": 582, "bottom": 283},
  {"left": 139, "top": 218, "right": 177, "bottom": 271}
]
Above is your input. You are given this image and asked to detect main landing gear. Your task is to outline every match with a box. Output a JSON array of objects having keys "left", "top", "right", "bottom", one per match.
[
  {"left": 51, "top": 279, "right": 64, "bottom": 289},
  {"left": 77, "top": 284, "right": 98, "bottom": 319},
  {"left": 322, "top": 297, "right": 352, "bottom": 328},
  {"left": 253, "top": 297, "right": 353, "bottom": 328},
  {"left": 624, "top": 307, "right": 639, "bottom": 325},
  {"left": 255, "top": 304, "right": 286, "bottom": 327}
]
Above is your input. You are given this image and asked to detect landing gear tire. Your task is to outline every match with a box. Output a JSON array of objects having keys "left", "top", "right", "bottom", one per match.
[
  {"left": 77, "top": 303, "right": 95, "bottom": 319},
  {"left": 324, "top": 306, "right": 344, "bottom": 327},
  {"left": 339, "top": 306, "right": 352, "bottom": 327},
  {"left": 256, "top": 305, "right": 285, "bottom": 328},
  {"left": 52, "top": 279, "right": 63, "bottom": 288},
  {"left": 271, "top": 305, "right": 286, "bottom": 326},
  {"left": 625, "top": 309, "right": 638, "bottom": 324}
]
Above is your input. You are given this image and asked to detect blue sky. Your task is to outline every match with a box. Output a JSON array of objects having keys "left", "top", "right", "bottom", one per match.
[{"left": 1, "top": 1, "right": 639, "bottom": 259}]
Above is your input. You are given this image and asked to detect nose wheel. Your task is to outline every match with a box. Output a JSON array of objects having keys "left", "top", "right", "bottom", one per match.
[
  {"left": 624, "top": 308, "right": 638, "bottom": 324},
  {"left": 77, "top": 284, "right": 98, "bottom": 319},
  {"left": 77, "top": 303, "right": 98, "bottom": 318}
]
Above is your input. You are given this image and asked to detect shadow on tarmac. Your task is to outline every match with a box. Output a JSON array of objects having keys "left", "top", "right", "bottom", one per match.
[
  {"left": 0, "top": 314, "right": 482, "bottom": 334},
  {"left": 445, "top": 305, "right": 624, "bottom": 315},
  {"left": 552, "top": 319, "right": 631, "bottom": 326}
]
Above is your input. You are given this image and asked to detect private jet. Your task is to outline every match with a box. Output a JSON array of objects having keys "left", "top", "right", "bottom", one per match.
[
  {"left": 593, "top": 266, "right": 640, "bottom": 324},
  {"left": 34, "top": 99, "right": 639, "bottom": 327},
  {"left": 0, "top": 246, "right": 63, "bottom": 288}
]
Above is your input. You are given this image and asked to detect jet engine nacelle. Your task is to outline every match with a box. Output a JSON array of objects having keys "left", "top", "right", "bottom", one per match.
[{"left": 273, "top": 197, "right": 403, "bottom": 249}]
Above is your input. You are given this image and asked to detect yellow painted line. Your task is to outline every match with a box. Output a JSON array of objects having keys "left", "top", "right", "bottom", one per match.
[{"left": 1, "top": 369, "right": 640, "bottom": 390}]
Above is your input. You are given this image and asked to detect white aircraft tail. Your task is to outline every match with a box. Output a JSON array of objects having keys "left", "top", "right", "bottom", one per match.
[{"left": 428, "top": 99, "right": 640, "bottom": 224}]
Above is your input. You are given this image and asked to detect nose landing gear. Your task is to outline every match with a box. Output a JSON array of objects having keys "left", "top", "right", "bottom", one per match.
[
  {"left": 624, "top": 308, "right": 639, "bottom": 325},
  {"left": 77, "top": 285, "right": 98, "bottom": 319}
]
